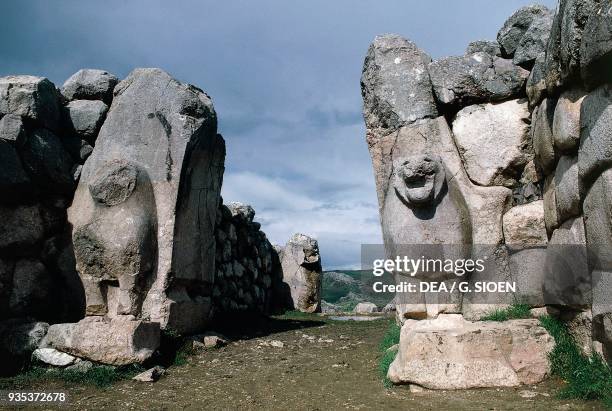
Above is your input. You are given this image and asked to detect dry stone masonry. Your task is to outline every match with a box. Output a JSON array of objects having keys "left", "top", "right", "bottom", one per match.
[
  {"left": 0, "top": 68, "right": 299, "bottom": 373},
  {"left": 362, "top": 0, "right": 612, "bottom": 388}
]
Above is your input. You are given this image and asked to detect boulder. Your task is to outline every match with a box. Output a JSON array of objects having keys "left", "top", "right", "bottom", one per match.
[
  {"left": 279, "top": 233, "right": 322, "bottom": 313},
  {"left": 578, "top": 85, "right": 612, "bottom": 185},
  {"left": 497, "top": 5, "right": 553, "bottom": 57},
  {"left": 553, "top": 89, "right": 585, "bottom": 152},
  {"left": 544, "top": 217, "right": 589, "bottom": 307},
  {"left": 0, "top": 75, "right": 60, "bottom": 130},
  {"left": 68, "top": 68, "right": 225, "bottom": 334},
  {"left": 0, "top": 140, "right": 31, "bottom": 201},
  {"left": 32, "top": 348, "right": 77, "bottom": 367},
  {"left": 513, "top": 12, "right": 554, "bottom": 67},
  {"left": 20, "top": 128, "right": 74, "bottom": 194},
  {"left": 61, "top": 69, "right": 118, "bottom": 103},
  {"left": 554, "top": 155, "right": 581, "bottom": 223},
  {"left": 201, "top": 332, "right": 228, "bottom": 348},
  {"left": 9, "top": 259, "right": 53, "bottom": 318},
  {"left": 545, "top": 0, "right": 599, "bottom": 93},
  {"left": 361, "top": 34, "right": 437, "bottom": 130},
  {"left": 526, "top": 54, "right": 548, "bottom": 107},
  {"left": 584, "top": 169, "right": 612, "bottom": 315},
  {"left": 227, "top": 202, "right": 255, "bottom": 223},
  {"left": 388, "top": 315, "right": 553, "bottom": 389},
  {"left": 353, "top": 302, "right": 378, "bottom": 314},
  {"left": 0, "top": 320, "right": 48, "bottom": 356},
  {"left": 133, "top": 366, "right": 165, "bottom": 382},
  {"left": 428, "top": 53, "right": 529, "bottom": 107},
  {"left": 532, "top": 98, "right": 557, "bottom": 175},
  {"left": 466, "top": 40, "right": 501, "bottom": 57},
  {"left": 543, "top": 175, "right": 560, "bottom": 235},
  {"left": 502, "top": 200, "right": 547, "bottom": 246},
  {"left": 64, "top": 99, "right": 108, "bottom": 142},
  {"left": 452, "top": 100, "right": 531, "bottom": 187},
  {"left": 0, "top": 205, "right": 45, "bottom": 252},
  {"left": 0, "top": 114, "right": 27, "bottom": 146},
  {"left": 508, "top": 247, "right": 548, "bottom": 306},
  {"left": 43, "top": 316, "right": 160, "bottom": 366},
  {"left": 580, "top": 0, "right": 612, "bottom": 90}
]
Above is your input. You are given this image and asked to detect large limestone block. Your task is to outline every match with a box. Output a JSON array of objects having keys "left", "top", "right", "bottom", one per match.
[
  {"left": 502, "top": 201, "right": 547, "bottom": 246},
  {"left": 452, "top": 100, "right": 531, "bottom": 187},
  {"left": 280, "top": 233, "right": 322, "bottom": 313},
  {"left": 61, "top": 69, "right": 118, "bottom": 104},
  {"left": 554, "top": 155, "right": 581, "bottom": 223},
  {"left": 553, "top": 89, "right": 585, "bottom": 153},
  {"left": 0, "top": 76, "right": 61, "bottom": 130},
  {"left": 44, "top": 316, "right": 160, "bottom": 366},
  {"left": 388, "top": 315, "right": 553, "bottom": 389},
  {"left": 64, "top": 99, "right": 108, "bottom": 142},
  {"left": 543, "top": 175, "right": 560, "bottom": 234},
  {"left": 497, "top": 5, "right": 553, "bottom": 57},
  {"left": 544, "top": 218, "right": 589, "bottom": 307},
  {"left": 579, "top": 85, "right": 612, "bottom": 185},
  {"left": 584, "top": 169, "right": 612, "bottom": 316},
  {"left": 532, "top": 98, "right": 557, "bottom": 175},
  {"left": 428, "top": 53, "right": 529, "bottom": 107},
  {"left": 68, "top": 68, "right": 225, "bottom": 334},
  {"left": 361, "top": 35, "right": 437, "bottom": 130},
  {"left": 580, "top": 0, "right": 612, "bottom": 90}
]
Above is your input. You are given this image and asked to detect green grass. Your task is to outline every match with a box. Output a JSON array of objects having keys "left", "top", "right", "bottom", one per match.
[
  {"left": 480, "top": 303, "right": 532, "bottom": 321},
  {"left": 378, "top": 321, "right": 401, "bottom": 388},
  {"left": 539, "top": 315, "right": 612, "bottom": 406},
  {"left": 276, "top": 310, "right": 326, "bottom": 321},
  {"left": 0, "top": 364, "right": 145, "bottom": 389}
]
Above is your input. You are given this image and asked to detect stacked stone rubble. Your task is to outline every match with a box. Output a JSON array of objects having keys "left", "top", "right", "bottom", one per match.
[{"left": 212, "top": 202, "right": 285, "bottom": 315}]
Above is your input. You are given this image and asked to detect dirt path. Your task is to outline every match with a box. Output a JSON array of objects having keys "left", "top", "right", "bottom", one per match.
[{"left": 3, "top": 314, "right": 605, "bottom": 410}]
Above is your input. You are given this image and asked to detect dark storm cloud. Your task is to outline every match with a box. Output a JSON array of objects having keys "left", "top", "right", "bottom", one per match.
[{"left": 1, "top": 0, "right": 557, "bottom": 268}]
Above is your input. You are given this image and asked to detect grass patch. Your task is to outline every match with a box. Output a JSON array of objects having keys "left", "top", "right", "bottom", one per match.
[
  {"left": 0, "top": 364, "right": 145, "bottom": 389},
  {"left": 378, "top": 321, "right": 401, "bottom": 388},
  {"left": 480, "top": 303, "right": 532, "bottom": 321},
  {"left": 276, "top": 310, "right": 325, "bottom": 321},
  {"left": 539, "top": 315, "right": 612, "bottom": 406}
]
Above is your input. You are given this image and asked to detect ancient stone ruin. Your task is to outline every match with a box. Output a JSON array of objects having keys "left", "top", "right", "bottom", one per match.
[
  {"left": 362, "top": 0, "right": 611, "bottom": 389},
  {"left": 0, "top": 68, "right": 321, "bottom": 373}
]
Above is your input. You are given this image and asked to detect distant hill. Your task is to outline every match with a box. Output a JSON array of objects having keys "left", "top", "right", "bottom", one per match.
[{"left": 321, "top": 269, "right": 394, "bottom": 311}]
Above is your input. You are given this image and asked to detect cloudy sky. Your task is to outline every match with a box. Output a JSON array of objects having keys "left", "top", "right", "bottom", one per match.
[{"left": 1, "top": 0, "right": 556, "bottom": 269}]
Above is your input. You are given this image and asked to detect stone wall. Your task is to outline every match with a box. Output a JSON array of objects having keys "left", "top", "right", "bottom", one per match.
[
  {"left": 0, "top": 70, "right": 120, "bottom": 324},
  {"left": 0, "top": 68, "right": 292, "bottom": 370},
  {"left": 361, "top": 0, "right": 611, "bottom": 362},
  {"left": 213, "top": 202, "right": 286, "bottom": 315}
]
